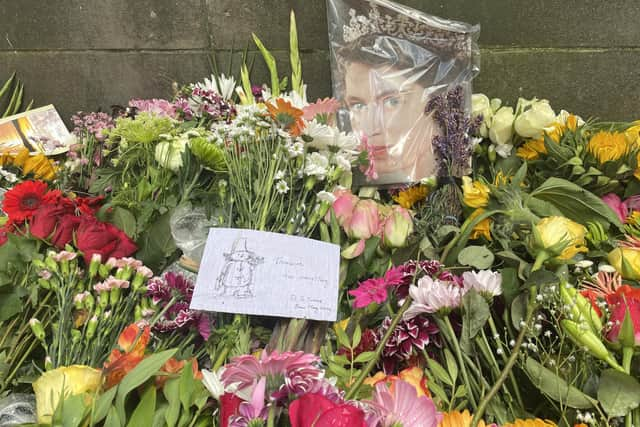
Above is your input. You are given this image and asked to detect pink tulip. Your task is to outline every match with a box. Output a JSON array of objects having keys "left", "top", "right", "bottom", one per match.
[
  {"left": 341, "top": 240, "right": 366, "bottom": 259},
  {"left": 327, "top": 189, "right": 359, "bottom": 227},
  {"left": 602, "top": 193, "right": 628, "bottom": 223},
  {"left": 382, "top": 206, "right": 414, "bottom": 248},
  {"left": 344, "top": 199, "right": 381, "bottom": 240}
]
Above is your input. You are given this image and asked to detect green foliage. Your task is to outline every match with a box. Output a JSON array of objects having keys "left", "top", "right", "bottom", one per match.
[
  {"left": 0, "top": 72, "right": 32, "bottom": 117},
  {"left": 524, "top": 358, "right": 595, "bottom": 409},
  {"left": 597, "top": 369, "right": 640, "bottom": 417}
]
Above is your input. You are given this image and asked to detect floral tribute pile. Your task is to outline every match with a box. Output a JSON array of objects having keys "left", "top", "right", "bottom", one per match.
[{"left": 1, "top": 12, "right": 640, "bottom": 427}]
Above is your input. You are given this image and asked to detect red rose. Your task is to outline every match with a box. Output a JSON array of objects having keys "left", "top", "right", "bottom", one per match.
[
  {"left": 76, "top": 195, "right": 105, "bottom": 216},
  {"left": 76, "top": 216, "right": 137, "bottom": 262},
  {"left": 29, "top": 204, "right": 74, "bottom": 241},
  {"left": 219, "top": 393, "right": 242, "bottom": 427},
  {"left": 51, "top": 214, "right": 82, "bottom": 248},
  {"left": 289, "top": 393, "right": 366, "bottom": 427}
]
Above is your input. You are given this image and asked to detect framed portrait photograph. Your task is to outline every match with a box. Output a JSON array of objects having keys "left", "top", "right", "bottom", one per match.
[{"left": 327, "top": 0, "right": 480, "bottom": 186}]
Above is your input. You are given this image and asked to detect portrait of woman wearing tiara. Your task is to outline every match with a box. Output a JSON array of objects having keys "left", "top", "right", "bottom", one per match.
[{"left": 328, "top": 2, "right": 478, "bottom": 185}]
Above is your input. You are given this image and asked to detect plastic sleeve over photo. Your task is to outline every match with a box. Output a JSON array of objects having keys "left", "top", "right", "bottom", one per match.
[{"left": 326, "top": 0, "right": 480, "bottom": 186}]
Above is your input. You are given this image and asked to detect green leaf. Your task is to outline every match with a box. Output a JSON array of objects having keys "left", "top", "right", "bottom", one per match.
[
  {"left": 179, "top": 361, "right": 197, "bottom": 410},
  {"left": 529, "top": 177, "right": 624, "bottom": 231},
  {"left": 0, "top": 287, "right": 28, "bottom": 321},
  {"left": 510, "top": 293, "right": 528, "bottom": 330},
  {"left": 57, "top": 393, "right": 89, "bottom": 427},
  {"left": 334, "top": 325, "right": 351, "bottom": 349},
  {"left": 461, "top": 290, "right": 490, "bottom": 352},
  {"left": 527, "top": 196, "right": 564, "bottom": 218},
  {"left": 353, "top": 351, "right": 376, "bottom": 364},
  {"left": 328, "top": 362, "right": 349, "bottom": 378},
  {"left": 0, "top": 72, "right": 16, "bottom": 101},
  {"left": 252, "top": 33, "right": 279, "bottom": 97},
  {"left": 525, "top": 358, "right": 594, "bottom": 409},
  {"left": 428, "top": 381, "right": 449, "bottom": 403},
  {"left": 352, "top": 325, "right": 362, "bottom": 349},
  {"left": 500, "top": 267, "right": 520, "bottom": 307},
  {"left": 135, "top": 212, "right": 177, "bottom": 272},
  {"left": 115, "top": 349, "right": 177, "bottom": 423},
  {"left": 109, "top": 206, "right": 137, "bottom": 239},
  {"left": 458, "top": 245, "right": 495, "bottom": 269},
  {"left": 163, "top": 378, "right": 181, "bottom": 427},
  {"left": 127, "top": 385, "right": 156, "bottom": 427},
  {"left": 104, "top": 406, "right": 121, "bottom": 427},
  {"left": 152, "top": 403, "right": 169, "bottom": 427},
  {"left": 427, "top": 358, "right": 453, "bottom": 386},
  {"left": 91, "top": 386, "right": 118, "bottom": 424},
  {"left": 598, "top": 369, "right": 640, "bottom": 416},
  {"left": 444, "top": 348, "right": 458, "bottom": 384}
]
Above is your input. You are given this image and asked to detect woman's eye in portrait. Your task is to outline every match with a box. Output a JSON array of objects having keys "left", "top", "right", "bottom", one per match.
[
  {"left": 382, "top": 95, "right": 401, "bottom": 109},
  {"left": 349, "top": 101, "right": 368, "bottom": 113}
]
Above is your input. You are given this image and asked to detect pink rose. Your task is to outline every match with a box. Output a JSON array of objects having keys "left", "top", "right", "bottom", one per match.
[
  {"left": 344, "top": 199, "right": 381, "bottom": 240},
  {"left": 602, "top": 193, "right": 628, "bottom": 223}
]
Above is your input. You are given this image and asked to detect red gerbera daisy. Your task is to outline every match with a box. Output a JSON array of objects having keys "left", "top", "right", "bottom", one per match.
[{"left": 2, "top": 180, "right": 51, "bottom": 222}]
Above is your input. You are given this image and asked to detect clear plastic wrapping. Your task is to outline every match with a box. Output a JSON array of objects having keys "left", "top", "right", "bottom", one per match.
[
  {"left": 327, "top": 0, "right": 480, "bottom": 185},
  {"left": 0, "top": 394, "right": 36, "bottom": 427}
]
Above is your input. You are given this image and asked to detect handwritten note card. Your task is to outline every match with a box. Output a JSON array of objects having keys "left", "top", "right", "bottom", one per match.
[{"left": 190, "top": 228, "right": 341, "bottom": 321}]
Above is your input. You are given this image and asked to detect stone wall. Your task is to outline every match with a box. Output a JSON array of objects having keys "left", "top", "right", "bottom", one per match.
[{"left": 1, "top": 0, "right": 639, "bottom": 123}]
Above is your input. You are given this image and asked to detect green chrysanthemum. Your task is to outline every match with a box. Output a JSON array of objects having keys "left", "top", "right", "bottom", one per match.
[{"left": 189, "top": 137, "right": 227, "bottom": 171}]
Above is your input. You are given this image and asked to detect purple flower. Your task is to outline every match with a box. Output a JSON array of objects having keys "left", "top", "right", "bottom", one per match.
[
  {"left": 378, "top": 316, "right": 440, "bottom": 373},
  {"left": 70, "top": 111, "right": 115, "bottom": 142}
]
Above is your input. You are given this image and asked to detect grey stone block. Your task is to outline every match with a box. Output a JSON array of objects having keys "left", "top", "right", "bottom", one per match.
[
  {"left": 206, "top": 0, "right": 329, "bottom": 50},
  {"left": 0, "top": 51, "right": 210, "bottom": 123},
  {"left": 0, "top": 0, "right": 209, "bottom": 50},
  {"left": 476, "top": 48, "right": 640, "bottom": 121}
]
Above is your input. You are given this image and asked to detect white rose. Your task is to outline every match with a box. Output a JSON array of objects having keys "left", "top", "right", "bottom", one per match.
[
  {"left": 472, "top": 94, "right": 493, "bottom": 138},
  {"left": 514, "top": 99, "right": 556, "bottom": 138},
  {"left": 489, "top": 106, "right": 515, "bottom": 147}
]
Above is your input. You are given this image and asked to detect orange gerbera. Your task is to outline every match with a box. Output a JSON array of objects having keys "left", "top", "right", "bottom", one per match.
[
  {"left": 266, "top": 98, "right": 305, "bottom": 136},
  {"left": 393, "top": 185, "right": 429, "bottom": 209},
  {"left": 517, "top": 138, "right": 547, "bottom": 160},
  {"left": 503, "top": 419, "right": 557, "bottom": 427},
  {"left": 587, "top": 131, "right": 629, "bottom": 163}
]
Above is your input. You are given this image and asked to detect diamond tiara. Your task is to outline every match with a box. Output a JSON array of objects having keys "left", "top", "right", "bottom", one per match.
[{"left": 342, "top": 4, "right": 473, "bottom": 58}]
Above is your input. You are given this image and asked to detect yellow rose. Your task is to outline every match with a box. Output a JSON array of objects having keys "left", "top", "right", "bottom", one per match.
[
  {"left": 462, "top": 176, "right": 490, "bottom": 208},
  {"left": 534, "top": 216, "right": 588, "bottom": 260},
  {"left": 608, "top": 245, "right": 640, "bottom": 280},
  {"left": 33, "top": 365, "right": 102, "bottom": 424},
  {"left": 635, "top": 151, "right": 640, "bottom": 181},
  {"left": 587, "top": 131, "right": 629, "bottom": 164},
  {"left": 469, "top": 208, "right": 492, "bottom": 241}
]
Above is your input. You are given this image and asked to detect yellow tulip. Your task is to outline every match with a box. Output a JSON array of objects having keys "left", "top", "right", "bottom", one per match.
[
  {"left": 33, "top": 365, "right": 102, "bottom": 424},
  {"left": 608, "top": 245, "right": 640, "bottom": 280},
  {"left": 461, "top": 176, "right": 490, "bottom": 208},
  {"left": 534, "top": 216, "right": 588, "bottom": 260}
]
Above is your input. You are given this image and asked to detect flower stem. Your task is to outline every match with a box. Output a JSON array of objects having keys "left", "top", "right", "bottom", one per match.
[
  {"left": 470, "top": 286, "right": 537, "bottom": 427},
  {"left": 442, "top": 316, "right": 477, "bottom": 409},
  {"left": 266, "top": 404, "right": 276, "bottom": 427},
  {"left": 344, "top": 298, "right": 412, "bottom": 400},
  {"left": 623, "top": 347, "right": 634, "bottom": 427}
]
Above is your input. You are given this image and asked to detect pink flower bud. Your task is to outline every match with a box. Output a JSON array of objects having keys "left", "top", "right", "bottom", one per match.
[
  {"left": 382, "top": 206, "right": 414, "bottom": 248},
  {"left": 327, "top": 189, "right": 359, "bottom": 226},
  {"left": 344, "top": 199, "right": 381, "bottom": 240}
]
